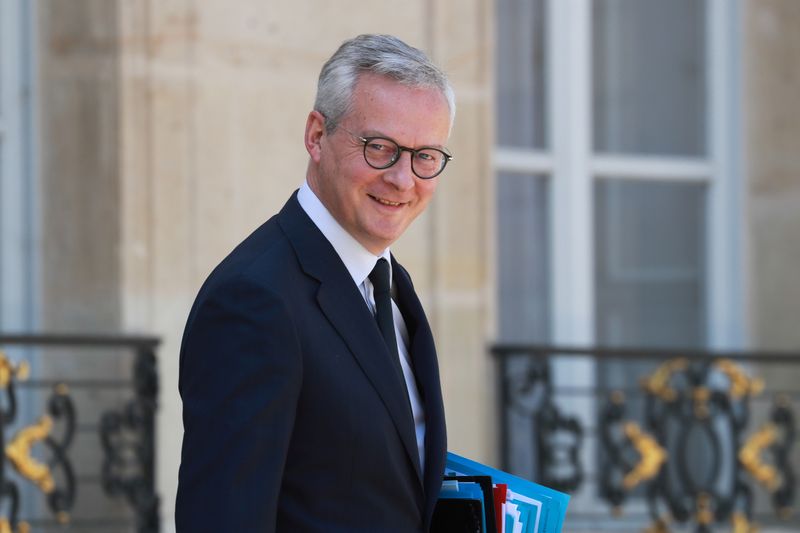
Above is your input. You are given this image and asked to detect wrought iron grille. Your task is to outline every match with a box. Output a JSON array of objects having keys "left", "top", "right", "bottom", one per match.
[
  {"left": 0, "top": 334, "right": 159, "bottom": 533},
  {"left": 493, "top": 344, "right": 800, "bottom": 533}
]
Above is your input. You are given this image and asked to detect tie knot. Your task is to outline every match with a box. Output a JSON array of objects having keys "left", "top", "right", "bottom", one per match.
[{"left": 369, "top": 258, "right": 391, "bottom": 294}]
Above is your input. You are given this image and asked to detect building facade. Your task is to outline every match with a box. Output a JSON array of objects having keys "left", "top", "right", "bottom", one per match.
[{"left": 1, "top": 0, "right": 798, "bottom": 531}]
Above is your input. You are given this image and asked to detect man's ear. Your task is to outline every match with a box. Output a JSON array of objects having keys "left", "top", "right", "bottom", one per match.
[{"left": 304, "top": 110, "right": 326, "bottom": 163}]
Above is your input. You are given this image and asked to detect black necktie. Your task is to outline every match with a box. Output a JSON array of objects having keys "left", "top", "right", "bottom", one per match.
[{"left": 369, "top": 259, "right": 405, "bottom": 381}]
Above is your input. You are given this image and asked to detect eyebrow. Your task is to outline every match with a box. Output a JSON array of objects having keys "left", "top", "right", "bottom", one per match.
[{"left": 360, "top": 130, "right": 447, "bottom": 151}]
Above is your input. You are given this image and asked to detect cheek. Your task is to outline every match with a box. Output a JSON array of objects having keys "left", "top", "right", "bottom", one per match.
[
  {"left": 341, "top": 160, "right": 374, "bottom": 191},
  {"left": 416, "top": 182, "right": 437, "bottom": 206}
]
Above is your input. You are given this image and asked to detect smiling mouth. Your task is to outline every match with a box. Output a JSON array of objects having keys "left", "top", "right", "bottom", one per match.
[{"left": 369, "top": 194, "right": 403, "bottom": 207}]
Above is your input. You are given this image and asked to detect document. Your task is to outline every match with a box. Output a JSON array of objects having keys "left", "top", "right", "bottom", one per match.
[{"left": 438, "top": 452, "right": 570, "bottom": 533}]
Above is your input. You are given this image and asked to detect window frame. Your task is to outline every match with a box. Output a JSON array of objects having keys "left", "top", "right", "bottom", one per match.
[{"left": 1, "top": 0, "right": 39, "bottom": 331}]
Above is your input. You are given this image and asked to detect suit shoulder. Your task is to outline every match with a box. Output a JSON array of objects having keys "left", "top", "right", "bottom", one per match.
[
  {"left": 206, "top": 216, "right": 299, "bottom": 288},
  {"left": 184, "top": 216, "right": 309, "bottom": 333}
]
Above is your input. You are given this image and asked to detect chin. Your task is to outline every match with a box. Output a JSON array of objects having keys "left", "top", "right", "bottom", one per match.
[
  {"left": 364, "top": 224, "right": 402, "bottom": 245},
  {"left": 360, "top": 235, "right": 394, "bottom": 254}
]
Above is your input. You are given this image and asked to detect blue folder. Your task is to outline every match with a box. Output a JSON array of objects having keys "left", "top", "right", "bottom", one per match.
[{"left": 444, "top": 452, "right": 570, "bottom": 533}]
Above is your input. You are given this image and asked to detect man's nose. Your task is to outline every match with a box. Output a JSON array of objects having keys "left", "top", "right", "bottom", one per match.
[{"left": 383, "top": 150, "right": 416, "bottom": 190}]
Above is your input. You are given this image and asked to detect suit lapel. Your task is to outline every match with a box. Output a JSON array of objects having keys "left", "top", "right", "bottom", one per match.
[
  {"left": 392, "top": 257, "right": 447, "bottom": 525},
  {"left": 277, "top": 194, "right": 423, "bottom": 486}
]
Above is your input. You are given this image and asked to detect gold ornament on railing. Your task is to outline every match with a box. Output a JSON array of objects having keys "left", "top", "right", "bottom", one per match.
[
  {"left": 0, "top": 351, "right": 71, "bottom": 529},
  {"left": 692, "top": 385, "right": 711, "bottom": 419},
  {"left": 696, "top": 492, "right": 714, "bottom": 525},
  {"left": 731, "top": 511, "right": 759, "bottom": 533},
  {"left": 0, "top": 353, "right": 28, "bottom": 389},
  {"left": 642, "top": 516, "right": 671, "bottom": 533},
  {"left": 0, "top": 351, "right": 58, "bottom": 495},
  {"left": 739, "top": 422, "right": 780, "bottom": 491},
  {"left": 5, "top": 415, "right": 56, "bottom": 493},
  {"left": 0, "top": 518, "right": 29, "bottom": 533},
  {"left": 621, "top": 421, "right": 667, "bottom": 490},
  {"left": 640, "top": 358, "right": 687, "bottom": 402},
  {"left": 715, "top": 359, "right": 765, "bottom": 400}
]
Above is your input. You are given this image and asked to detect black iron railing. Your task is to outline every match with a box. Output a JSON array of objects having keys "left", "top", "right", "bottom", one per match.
[
  {"left": 0, "top": 334, "right": 159, "bottom": 533},
  {"left": 493, "top": 344, "right": 800, "bottom": 533}
]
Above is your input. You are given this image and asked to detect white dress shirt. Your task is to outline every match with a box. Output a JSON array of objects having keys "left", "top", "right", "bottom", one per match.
[{"left": 297, "top": 182, "right": 427, "bottom": 471}]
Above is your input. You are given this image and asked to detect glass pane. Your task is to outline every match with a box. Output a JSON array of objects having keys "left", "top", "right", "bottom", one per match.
[
  {"left": 497, "top": 173, "right": 550, "bottom": 342},
  {"left": 593, "top": 0, "right": 707, "bottom": 156},
  {"left": 497, "top": 173, "right": 550, "bottom": 482},
  {"left": 496, "top": 0, "right": 547, "bottom": 149},
  {"left": 595, "top": 180, "right": 707, "bottom": 350}
]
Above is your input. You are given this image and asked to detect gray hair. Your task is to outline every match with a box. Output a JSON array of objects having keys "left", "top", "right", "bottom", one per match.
[{"left": 314, "top": 34, "right": 456, "bottom": 134}]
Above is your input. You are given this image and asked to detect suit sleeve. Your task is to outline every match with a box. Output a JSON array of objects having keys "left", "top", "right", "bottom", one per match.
[{"left": 175, "top": 275, "right": 302, "bottom": 532}]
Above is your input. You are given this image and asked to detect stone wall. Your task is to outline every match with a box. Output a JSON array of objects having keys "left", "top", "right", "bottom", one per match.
[
  {"left": 39, "top": 0, "right": 121, "bottom": 332},
  {"left": 744, "top": 0, "right": 800, "bottom": 351}
]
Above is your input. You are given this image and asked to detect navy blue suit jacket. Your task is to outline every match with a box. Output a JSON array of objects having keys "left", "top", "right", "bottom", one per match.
[{"left": 176, "top": 192, "right": 447, "bottom": 531}]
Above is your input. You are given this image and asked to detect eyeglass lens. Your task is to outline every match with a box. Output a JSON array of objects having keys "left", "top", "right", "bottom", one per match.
[{"left": 362, "top": 138, "right": 448, "bottom": 179}]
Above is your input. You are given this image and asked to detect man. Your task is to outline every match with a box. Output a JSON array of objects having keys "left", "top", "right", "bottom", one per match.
[{"left": 176, "top": 34, "right": 455, "bottom": 531}]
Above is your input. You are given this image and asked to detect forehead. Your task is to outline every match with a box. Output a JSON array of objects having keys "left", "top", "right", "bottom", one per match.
[{"left": 345, "top": 74, "right": 451, "bottom": 142}]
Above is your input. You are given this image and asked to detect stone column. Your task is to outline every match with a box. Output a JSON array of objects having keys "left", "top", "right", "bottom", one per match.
[{"left": 744, "top": 0, "right": 800, "bottom": 351}]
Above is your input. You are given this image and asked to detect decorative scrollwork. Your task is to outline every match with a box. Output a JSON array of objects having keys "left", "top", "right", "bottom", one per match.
[
  {"left": 601, "top": 357, "right": 796, "bottom": 532},
  {"left": 42, "top": 386, "right": 76, "bottom": 521},
  {"left": 739, "top": 422, "right": 779, "bottom": 490},
  {"left": 100, "top": 402, "right": 150, "bottom": 495},
  {"left": 714, "top": 359, "right": 764, "bottom": 400},
  {"left": 599, "top": 391, "right": 632, "bottom": 509},
  {"left": 5, "top": 415, "right": 55, "bottom": 493},
  {"left": 621, "top": 422, "right": 667, "bottom": 490},
  {"left": 642, "top": 517, "right": 671, "bottom": 533},
  {"left": 0, "top": 350, "right": 76, "bottom": 530},
  {"left": 763, "top": 397, "right": 795, "bottom": 515},
  {"left": 0, "top": 480, "right": 24, "bottom": 533},
  {"left": 0, "top": 352, "right": 18, "bottom": 532},
  {"left": 0, "top": 336, "right": 161, "bottom": 531},
  {"left": 537, "top": 402, "right": 583, "bottom": 492},
  {"left": 0, "top": 360, "right": 28, "bottom": 391},
  {"left": 695, "top": 492, "right": 714, "bottom": 527},
  {"left": 0, "top": 351, "right": 26, "bottom": 434},
  {"left": 640, "top": 358, "right": 687, "bottom": 402},
  {"left": 0, "top": 351, "right": 30, "bottom": 533},
  {"left": 731, "top": 511, "right": 758, "bottom": 533},
  {"left": 0, "top": 517, "right": 29, "bottom": 533},
  {"left": 100, "top": 349, "right": 159, "bottom": 533},
  {"left": 503, "top": 356, "right": 583, "bottom": 492}
]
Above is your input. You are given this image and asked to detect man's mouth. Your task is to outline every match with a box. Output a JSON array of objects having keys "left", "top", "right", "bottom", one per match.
[{"left": 369, "top": 194, "right": 403, "bottom": 207}]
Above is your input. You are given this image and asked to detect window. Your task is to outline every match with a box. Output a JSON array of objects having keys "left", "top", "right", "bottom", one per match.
[
  {"left": 496, "top": 0, "right": 743, "bottom": 358},
  {"left": 592, "top": 0, "right": 708, "bottom": 349},
  {"left": 495, "top": 0, "right": 744, "bottom": 514}
]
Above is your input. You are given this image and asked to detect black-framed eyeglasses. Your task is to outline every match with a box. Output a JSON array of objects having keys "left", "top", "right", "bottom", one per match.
[{"left": 350, "top": 133, "right": 453, "bottom": 179}]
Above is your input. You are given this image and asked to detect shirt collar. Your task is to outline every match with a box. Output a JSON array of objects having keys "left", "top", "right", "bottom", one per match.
[{"left": 297, "top": 181, "right": 391, "bottom": 287}]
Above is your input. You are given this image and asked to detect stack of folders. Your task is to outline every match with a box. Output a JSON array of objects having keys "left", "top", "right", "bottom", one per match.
[{"left": 431, "top": 452, "right": 570, "bottom": 533}]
